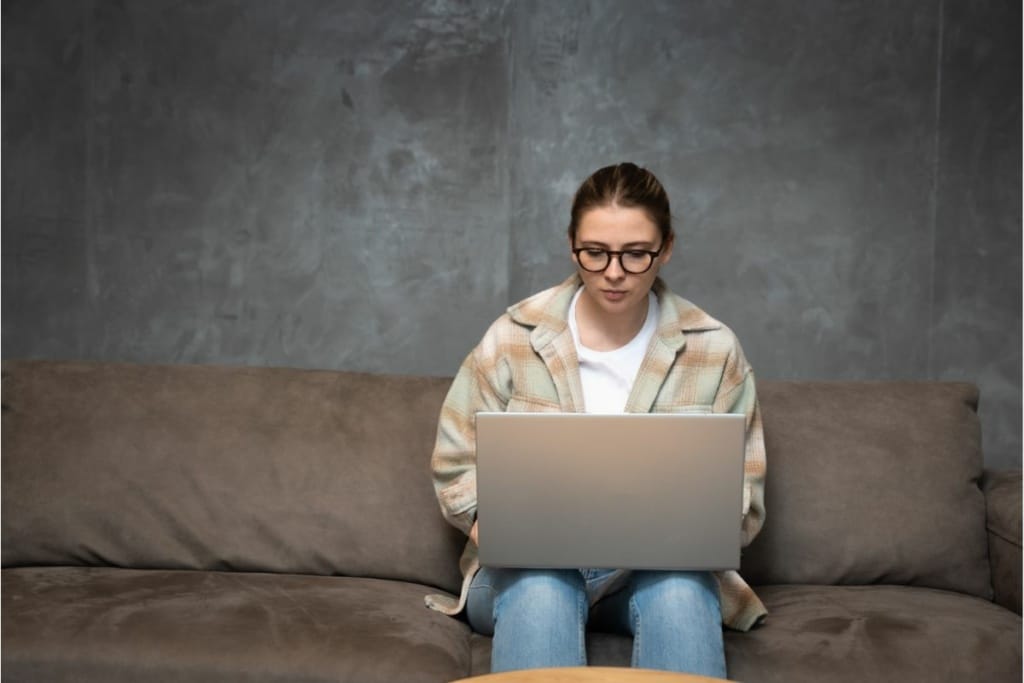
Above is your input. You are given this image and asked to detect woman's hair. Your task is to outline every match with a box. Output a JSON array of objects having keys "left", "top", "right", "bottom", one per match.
[{"left": 568, "top": 162, "right": 673, "bottom": 244}]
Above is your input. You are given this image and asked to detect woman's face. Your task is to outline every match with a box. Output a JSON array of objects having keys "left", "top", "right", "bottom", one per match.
[{"left": 570, "top": 204, "right": 673, "bottom": 320}]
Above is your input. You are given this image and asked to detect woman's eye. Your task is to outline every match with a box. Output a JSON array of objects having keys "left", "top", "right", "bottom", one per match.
[
  {"left": 626, "top": 251, "right": 647, "bottom": 258},
  {"left": 584, "top": 249, "right": 605, "bottom": 257}
]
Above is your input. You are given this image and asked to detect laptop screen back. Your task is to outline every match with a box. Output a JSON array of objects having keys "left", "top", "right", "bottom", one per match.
[{"left": 475, "top": 412, "right": 745, "bottom": 570}]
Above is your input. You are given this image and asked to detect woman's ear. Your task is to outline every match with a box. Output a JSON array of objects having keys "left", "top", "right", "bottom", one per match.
[{"left": 660, "top": 233, "right": 676, "bottom": 265}]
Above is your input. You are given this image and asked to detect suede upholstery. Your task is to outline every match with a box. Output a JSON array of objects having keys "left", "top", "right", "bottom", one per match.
[
  {"left": 2, "top": 359, "right": 1021, "bottom": 682},
  {"left": 2, "top": 567, "right": 470, "bottom": 683},
  {"left": 1, "top": 360, "right": 464, "bottom": 593},
  {"left": 741, "top": 381, "right": 991, "bottom": 598},
  {"left": 984, "top": 468, "right": 1024, "bottom": 614}
]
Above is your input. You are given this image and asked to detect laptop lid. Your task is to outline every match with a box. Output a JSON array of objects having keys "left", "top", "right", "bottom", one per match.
[{"left": 475, "top": 412, "right": 745, "bottom": 570}]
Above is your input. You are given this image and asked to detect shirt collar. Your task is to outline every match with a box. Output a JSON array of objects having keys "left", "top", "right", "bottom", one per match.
[{"left": 507, "top": 273, "right": 723, "bottom": 346}]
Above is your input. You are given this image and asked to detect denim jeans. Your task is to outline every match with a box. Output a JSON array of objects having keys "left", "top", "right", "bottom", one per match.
[{"left": 466, "top": 567, "right": 727, "bottom": 676}]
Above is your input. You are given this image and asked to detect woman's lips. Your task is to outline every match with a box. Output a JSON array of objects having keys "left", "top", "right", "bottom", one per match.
[{"left": 602, "top": 290, "right": 627, "bottom": 302}]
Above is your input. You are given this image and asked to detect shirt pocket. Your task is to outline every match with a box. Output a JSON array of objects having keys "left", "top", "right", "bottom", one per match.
[
  {"left": 506, "top": 394, "right": 562, "bottom": 413},
  {"left": 439, "top": 476, "right": 477, "bottom": 516},
  {"left": 655, "top": 403, "right": 714, "bottom": 414}
]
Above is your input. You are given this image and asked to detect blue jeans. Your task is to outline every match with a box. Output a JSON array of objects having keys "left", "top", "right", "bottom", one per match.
[{"left": 466, "top": 567, "right": 726, "bottom": 676}]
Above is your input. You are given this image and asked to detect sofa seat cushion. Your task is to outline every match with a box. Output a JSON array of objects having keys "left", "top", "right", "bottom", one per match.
[
  {"left": 2, "top": 566, "right": 472, "bottom": 683},
  {"left": 727, "top": 585, "right": 1021, "bottom": 683},
  {"left": 468, "top": 585, "right": 1022, "bottom": 680}
]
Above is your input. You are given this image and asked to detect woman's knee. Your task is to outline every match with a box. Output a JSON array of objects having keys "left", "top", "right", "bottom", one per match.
[
  {"left": 496, "top": 569, "right": 587, "bottom": 618},
  {"left": 502, "top": 568, "right": 586, "bottom": 599},
  {"left": 631, "top": 571, "right": 720, "bottom": 616}
]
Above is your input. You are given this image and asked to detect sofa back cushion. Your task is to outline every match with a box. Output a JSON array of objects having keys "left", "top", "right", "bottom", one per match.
[
  {"left": 741, "top": 380, "right": 992, "bottom": 600},
  {"left": 1, "top": 360, "right": 465, "bottom": 594}
]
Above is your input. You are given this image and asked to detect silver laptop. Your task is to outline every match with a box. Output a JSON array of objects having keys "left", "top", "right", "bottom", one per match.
[{"left": 475, "top": 412, "right": 745, "bottom": 570}]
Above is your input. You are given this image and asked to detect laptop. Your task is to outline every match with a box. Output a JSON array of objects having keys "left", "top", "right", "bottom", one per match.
[{"left": 475, "top": 412, "right": 745, "bottom": 570}]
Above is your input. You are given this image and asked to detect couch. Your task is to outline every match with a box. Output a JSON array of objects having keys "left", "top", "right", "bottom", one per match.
[{"left": 2, "top": 359, "right": 1020, "bottom": 682}]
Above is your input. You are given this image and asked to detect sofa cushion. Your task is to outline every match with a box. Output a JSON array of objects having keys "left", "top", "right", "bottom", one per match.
[
  {"left": 468, "top": 585, "right": 1022, "bottom": 680},
  {"left": 741, "top": 381, "right": 991, "bottom": 600},
  {"left": 725, "top": 584, "right": 1022, "bottom": 683},
  {"left": 984, "top": 468, "right": 1023, "bottom": 614},
  {"left": 1, "top": 360, "right": 464, "bottom": 594},
  {"left": 1, "top": 566, "right": 472, "bottom": 683}
]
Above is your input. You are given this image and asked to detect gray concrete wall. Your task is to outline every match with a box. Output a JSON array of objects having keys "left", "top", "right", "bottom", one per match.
[{"left": 4, "top": 0, "right": 1020, "bottom": 470}]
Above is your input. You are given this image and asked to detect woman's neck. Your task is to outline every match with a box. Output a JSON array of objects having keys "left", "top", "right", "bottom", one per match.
[{"left": 574, "top": 290, "right": 650, "bottom": 351}]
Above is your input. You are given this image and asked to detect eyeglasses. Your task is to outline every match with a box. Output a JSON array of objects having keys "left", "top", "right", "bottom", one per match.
[{"left": 571, "top": 245, "right": 665, "bottom": 274}]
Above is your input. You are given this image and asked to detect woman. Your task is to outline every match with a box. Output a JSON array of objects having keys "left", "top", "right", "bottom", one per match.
[{"left": 425, "top": 162, "right": 767, "bottom": 676}]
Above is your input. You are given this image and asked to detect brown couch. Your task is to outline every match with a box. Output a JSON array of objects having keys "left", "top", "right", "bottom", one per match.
[{"left": 2, "top": 359, "right": 1020, "bottom": 682}]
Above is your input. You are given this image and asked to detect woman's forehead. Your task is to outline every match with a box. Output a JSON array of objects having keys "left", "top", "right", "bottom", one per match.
[{"left": 576, "top": 205, "right": 659, "bottom": 243}]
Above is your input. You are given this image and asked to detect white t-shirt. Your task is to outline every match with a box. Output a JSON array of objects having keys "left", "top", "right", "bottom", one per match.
[{"left": 567, "top": 287, "right": 659, "bottom": 414}]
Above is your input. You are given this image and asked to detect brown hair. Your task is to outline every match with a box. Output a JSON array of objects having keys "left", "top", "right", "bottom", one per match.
[{"left": 568, "top": 162, "right": 673, "bottom": 244}]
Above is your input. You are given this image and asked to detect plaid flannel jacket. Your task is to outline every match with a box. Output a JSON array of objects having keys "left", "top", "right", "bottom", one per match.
[{"left": 425, "top": 274, "right": 768, "bottom": 631}]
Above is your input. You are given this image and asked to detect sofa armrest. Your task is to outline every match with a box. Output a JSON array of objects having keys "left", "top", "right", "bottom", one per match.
[{"left": 982, "top": 468, "right": 1022, "bottom": 614}]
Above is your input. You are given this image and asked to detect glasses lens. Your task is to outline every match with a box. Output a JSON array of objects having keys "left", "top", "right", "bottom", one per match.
[
  {"left": 621, "top": 251, "right": 654, "bottom": 274},
  {"left": 577, "top": 249, "right": 609, "bottom": 272}
]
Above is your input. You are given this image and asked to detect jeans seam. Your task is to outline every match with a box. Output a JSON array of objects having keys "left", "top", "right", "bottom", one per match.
[
  {"left": 629, "top": 592, "right": 642, "bottom": 667},
  {"left": 491, "top": 583, "right": 506, "bottom": 633},
  {"left": 577, "top": 584, "right": 588, "bottom": 665}
]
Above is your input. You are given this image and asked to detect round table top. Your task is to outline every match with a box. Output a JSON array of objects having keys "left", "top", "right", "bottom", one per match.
[{"left": 451, "top": 667, "right": 733, "bottom": 683}]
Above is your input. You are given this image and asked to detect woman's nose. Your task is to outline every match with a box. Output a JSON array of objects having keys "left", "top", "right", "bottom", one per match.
[{"left": 604, "top": 254, "right": 626, "bottom": 279}]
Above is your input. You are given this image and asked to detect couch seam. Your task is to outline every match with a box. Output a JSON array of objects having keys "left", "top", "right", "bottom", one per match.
[{"left": 986, "top": 525, "right": 1023, "bottom": 549}]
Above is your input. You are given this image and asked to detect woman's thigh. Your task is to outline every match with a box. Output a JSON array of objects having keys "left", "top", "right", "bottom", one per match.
[
  {"left": 589, "top": 570, "right": 721, "bottom": 634},
  {"left": 465, "top": 567, "right": 588, "bottom": 636},
  {"left": 465, "top": 567, "right": 503, "bottom": 635}
]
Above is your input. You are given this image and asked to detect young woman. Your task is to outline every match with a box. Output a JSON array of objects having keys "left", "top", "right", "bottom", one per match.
[{"left": 425, "top": 163, "right": 767, "bottom": 676}]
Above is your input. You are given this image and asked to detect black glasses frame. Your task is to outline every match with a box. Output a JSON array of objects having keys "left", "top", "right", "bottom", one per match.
[{"left": 571, "top": 244, "right": 665, "bottom": 274}]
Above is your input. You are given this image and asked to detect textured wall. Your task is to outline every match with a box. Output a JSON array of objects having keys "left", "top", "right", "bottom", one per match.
[
  {"left": 3, "top": 0, "right": 1020, "bottom": 469},
  {"left": 932, "top": 0, "right": 1021, "bottom": 470},
  {"left": 4, "top": 0, "right": 510, "bottom": 375}
]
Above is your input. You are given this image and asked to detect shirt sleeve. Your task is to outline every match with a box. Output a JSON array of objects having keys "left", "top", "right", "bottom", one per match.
[
  {"left": 431, "top": 334, "right": 511, "bottom": 536},
  {"left": 712, "top": 341, "right": 767, "bottom": 548}
]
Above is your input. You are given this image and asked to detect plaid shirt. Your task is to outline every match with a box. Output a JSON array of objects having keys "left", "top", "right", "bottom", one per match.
[{"left": 425, "top": 274, "right": 768, "bottom": 631}]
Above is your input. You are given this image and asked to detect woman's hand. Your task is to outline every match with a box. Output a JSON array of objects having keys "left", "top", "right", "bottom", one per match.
[{"left": 470, "top": 521, "right": 479, "bottom": 546}]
